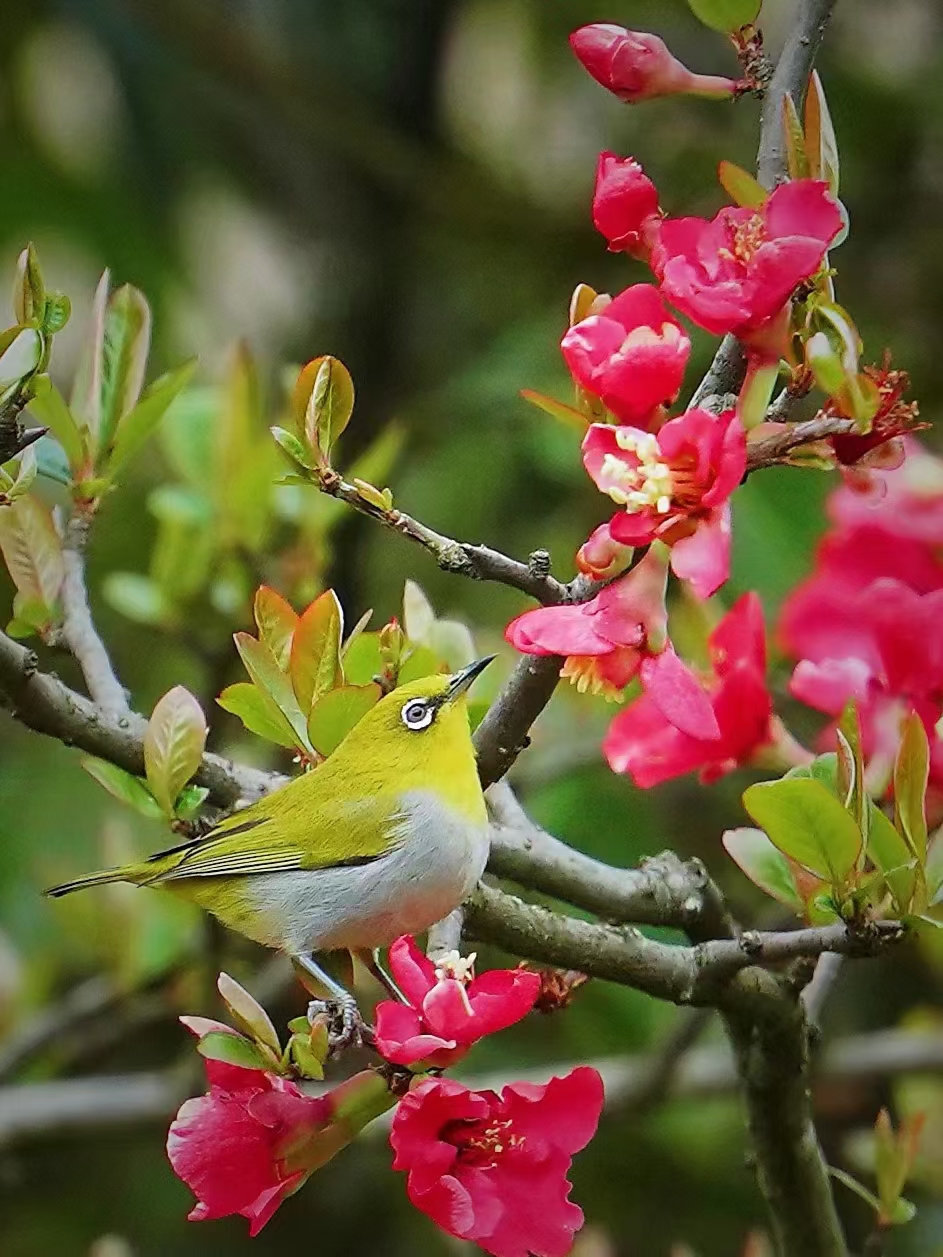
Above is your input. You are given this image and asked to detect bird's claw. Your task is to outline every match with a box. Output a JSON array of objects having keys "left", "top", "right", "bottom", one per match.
[{"left": 307, "top": 996, "right": 365, "bottom": 1055}]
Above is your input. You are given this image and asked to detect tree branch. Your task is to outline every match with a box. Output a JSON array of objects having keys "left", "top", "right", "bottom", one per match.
[
  {"left": 746, "top": 414, "right": 853, "bottom": 471},
  {"left": 59, "top": 514, "right": 129, "bottom": 715}
]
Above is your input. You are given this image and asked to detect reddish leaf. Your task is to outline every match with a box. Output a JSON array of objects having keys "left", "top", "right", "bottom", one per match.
[
  {"left": 253, "top": 587, "right": 298, "bottom": 670},
  {"left": 290, "top": 590, "right": 343, "bottom": 714},
  {"left": 144, "top": 686, "right": 208, "bottom": 817}
]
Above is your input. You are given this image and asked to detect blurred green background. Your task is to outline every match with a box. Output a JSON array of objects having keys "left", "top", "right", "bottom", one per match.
[{"left": 1, "top": 0, "right": 942, "bottom": 1254}]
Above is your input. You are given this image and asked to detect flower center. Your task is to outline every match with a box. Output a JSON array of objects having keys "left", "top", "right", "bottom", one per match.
[
  {"left": 719, "top": 212, "right": 765, "bottom": 265},
  {"left": 600, "top": 430, "right": 673, "bottom": 513},
  {"left": 444, "top": 1117, "right": 525, "bottom": 1169},
  {"left": 434, "top": 950, "right": 477, "bottom": 985}
]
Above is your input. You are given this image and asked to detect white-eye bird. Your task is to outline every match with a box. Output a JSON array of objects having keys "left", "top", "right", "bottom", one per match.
[{"left": 47, "top": 658, "right": 494, "bottom": 1040}]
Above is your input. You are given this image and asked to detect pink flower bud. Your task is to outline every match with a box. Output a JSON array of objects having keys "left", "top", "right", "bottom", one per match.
[
  {"left": 592, "top": 152, "right": 661, "bottom": 257},
  {"left": 570, "top": 24, "right": 740, "bottom": 104}
]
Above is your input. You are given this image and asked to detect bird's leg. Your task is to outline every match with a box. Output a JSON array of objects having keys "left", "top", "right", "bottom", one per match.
[
  {"left": 292, "top": 954, "right": 365, "bottom": 1054},
  {"left": 355, "top": 947, "right": 408, "bottom": 1002}
]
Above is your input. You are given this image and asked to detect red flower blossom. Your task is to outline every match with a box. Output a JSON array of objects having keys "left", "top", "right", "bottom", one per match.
[
  {"left": 570, "top": 25, "right": 740, "bottom": 104},
  {"left": 505, "top": 547, "right": 719, "bottom": 738},
  {"left": 651, "top": 180, "right": 842, "bottom": 339},
  {"left": 560, "top": 284, "right": 690, "bottom": 427},
  {"left": 582, "top": 408, "right": 746, "bottom": 598},
  {"left": 374, "top": 936, "right": 541, "bottom": 1068},
  {"left": 592, "top": 152, "right": 661, "bottom": 257},
  {"left": 575, "top": 520, "right": 634, "bottom": 580},
  {"left": 168, "top": 1070, "right": 330, "bottom": 1235},
  {"left": 605, "top": 594, "right": 773, "bottom": 786},
  {"left": 391, "top": 1068, "right": 604, "bottom": 1257},
  {"left": 827, "top": 439, "right": 943, "bottom": 547},
  {"left": 828, "top": 362, "right": 924, "bottom": 471}
]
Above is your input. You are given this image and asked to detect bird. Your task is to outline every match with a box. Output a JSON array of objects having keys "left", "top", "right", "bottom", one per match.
[{"left": 47, "top": 657, "right": 495, "bottom": 1045}]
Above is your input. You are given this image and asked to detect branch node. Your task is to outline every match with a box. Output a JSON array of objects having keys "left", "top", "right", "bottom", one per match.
[{"left": 527, "top": 549, "right": 552, "bottom": 578}]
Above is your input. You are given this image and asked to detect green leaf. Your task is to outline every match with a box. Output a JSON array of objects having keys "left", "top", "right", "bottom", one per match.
[
  {"left": 43, "top": 292, "right": 71, "bottom": 335},
  {"left": 234, "top": 633, "right": 310, "bottom": 749},
  {"left": 686, "top": 0, "right": 760, "bottom": 31},
  {"left": 217, "top": 972, "right": 281, "bottom": 1057},
  {"left": 742, "top": 776, "right": 862, "bottom": 885},
  {"left": 96, "top": 283, "right": 152, "bottom": 458},
  {"left": 81, "top": 757, "right": 164, "bottom": 819},
  {"left": 144, "top": 685, "right": 208, "bottom": 817},
  {"left": 293, "top": 356, "right": 355, "bottom": 462},
  {"left": 398, "top": 645, "right": 443, "bottom": 684},
  {"left": 894, "top": 713, "right": 929, "bottom": 861},
  {"left": 717, "top": 159, "right": 769, "bottom": 208},
  {"left": 926, "top": 832, "right": 943, "bottom": 905},
  {"left": 290, "top": 590, "right": 344, "bottom": 714},
  {"left": 308, "top": 683, "right": 382, "bottom": 757},
  {"left": 27, "top": 376, "right": 85, "bottom": 470},
  {"left": 271, "top": 425, "right": 315, "bottom": 470},
  {"left": 254, "top": 586, "right": 298, "bottom": 671},
  {"left": 174, "top": 784, "right": 210, "bottom": 821},
  {"left": 217, "top": 682, "right": 299, "bottom": 749},
  {"left": 804, "top": 70, "right": 839, "bottom": 193},
  {"left": 867, "top": 802, "right": 916, "bottom": 912},
  {"left": 288, "top": 1032, "right": 325, "bottom": 1080},
  {"left": 71, "top": 269, "right": 109, "bottom": 432},
  {"left": 782, "top": 93, "right": 810, "bottom": 180},
  {"left": 519, "top": 389, "right": 589, "bottom": 432},
  {"left": 7, "top": 592, "right": 55, "bottom": 638},
  {"left": 838, "top": 703, "right": 868, "bottom": 848},
  {"left": 12, "top": 244, "right": 45, "bottom": 324},
  {"left": 0, "top": 494, "right": 64, "bottom": 610},
  {"left": 197, "top": 1030, "right": 271, "bottom": 1072},
  {"left": 722, "top": 827, "right": 804, "bottom": 913},
  {"left": 0, "top": 447, "right": 38, "bottom": 503},
  {"left": 106, "top": 359, "right": 197, "bottom": 475},
  {"left": 103, "top": 572, "right": 172, "bottom": 626},
  {"left": 342, "top": 631, "right": 383, "bottom": 685}
]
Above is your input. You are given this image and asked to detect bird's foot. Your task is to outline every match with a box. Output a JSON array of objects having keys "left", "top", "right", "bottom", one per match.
[{"left": 307, "top": 994, "right": 365, "bottom": 1055}]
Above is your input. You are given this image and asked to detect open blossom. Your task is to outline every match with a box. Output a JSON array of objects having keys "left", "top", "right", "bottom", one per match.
[
  {"left": 605, "top": 594, "right": 773, "bottom": 786},
  {"left": 827, "top": 361, "right": 924, "bottom": 472},
  {"left": 570, "top": 25, "right": 739, "bottom": 104},
  {"left": 651, "top": 180, "right": 842, "bottom": 339},
  {"left": 582, "top": 408, "right": 746, "bottom": 599},
  {"left": 592, "top": 152, "right": 661, "bottom": 257},
  {"left": 374, "top": 936, "right": 540, "bottom": 1067},
  {"left": 505, "top": 547, "right": 719, "bottom": 738},
  {"left": 561, "top": 284, "right": 690, "bottom": 427},
  {"left": 391, "top": 1068, "right": 604, "bottom": 1257},
  {"left": 827, "top": 438, "right": 943, "bottom": 546}
]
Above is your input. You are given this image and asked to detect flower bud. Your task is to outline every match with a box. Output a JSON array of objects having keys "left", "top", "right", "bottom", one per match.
[
  {"left": 569, "top": 25, "right": 740, "bottom": 104},
  {"left": 592, "top": 153, "right": 661, "bottom": 257},
  {"left": 576, "top": 522, "right": 634, "bottom": 580}
]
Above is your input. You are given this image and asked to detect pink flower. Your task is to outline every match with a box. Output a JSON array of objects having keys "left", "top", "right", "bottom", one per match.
[
  {"left": 651, "top": 180, "right": 843, "bottom": 339},
  {"left": 505, "top": 548, "right": 720, "bottom": 738},
  {"left": 582, "top": 408, "right": 746, "bottom": 598},
  {"left": 168, "top": 1070, "right": 330, "bottom": 1235},
  {"left": 592, "top": 152, "right": 661, "bottom": 257},
  {"left": 575, "top": 520, "right": 634, "bottom": 580},
  {"left": 391, "top": 1068, "right": 604, "bottom": 1257},
  {"left": 605, "top": 594, "right": 773, "bottom": 786},
  {"left": 827, "top": 440, "right": 943, "bottom": 547},
  {"left": 570, "top": 25, "right": 740, "bottom": 104},
  {"left": 560, "top": 284, "right": 690, "bottom": 427},
  {"left": 374, "top": 936, "right": 541, "bottom": 1068}
]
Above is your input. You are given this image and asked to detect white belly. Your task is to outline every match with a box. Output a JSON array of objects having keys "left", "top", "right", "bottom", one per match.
[{"left": 246, "top": 789, "right": 490, "bottom": 954}]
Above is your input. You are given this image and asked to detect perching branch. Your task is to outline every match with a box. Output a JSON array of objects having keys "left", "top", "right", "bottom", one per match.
[
  {"left": 59, "top": 514, "right": 129, "bottom": 715},
  {"left": 746, "top": 413, "right": 854, "bottom": 471}
]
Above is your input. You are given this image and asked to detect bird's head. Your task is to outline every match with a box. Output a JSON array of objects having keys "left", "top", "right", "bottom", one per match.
[{"left": 342, "top": 656, "right": 495, "bottom": 776}]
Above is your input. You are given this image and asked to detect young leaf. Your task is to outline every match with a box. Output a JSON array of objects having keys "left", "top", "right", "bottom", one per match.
[
  {"left": 217, "top": 682, "right": 299, "bottom": 749},
  {"left": 308, "top": 683, "right": 382, "bottom": 757},
  {"left": 722, "top": 827, "right": 804, "bottom": 913},
  {"left": 402, "top": 579, "right": 436, "bottom": 645},
  {"left": 12, "top": 243, "right": 45, "bottom": 324},
  {"left": 838, "top": 703, "right": 868, "bottom": 849},
  {"left": 782, "top": 93, "right": 811, "bottom": 180},
  {"left": 97, "top": 283, "right": 152, "bottom": 458},
  {"left": 106, "top": 359, "right": 197, "bottom": 475},
  {"left": 254, "top": 586, "right": 298, "bottom": 670},
  {"left": 342, "top": 630, "right": 383, "bottom": 686},
  {"left": 0, "top": 327, "right": 43, "bottom": 390},
  {"left": 197, "top": 1030, "right": 271, "bottom": 1073},
  {"left": 867, "top": 802, "right": 916, "bottom": 912},
  {"left": 174, "top": 784, "right": 210, "bottom": 821},
  {"left": 290, "top": 590, "right": 344, "bottom": 714},
  {"left": 874, "top": 1109, "right": 925, "bottom": 1227},
  {"left": 144, "top": 686, "right": 208, "bottom": 817},
  {"left": 894, "top": 713, "right": 929, "bottom": 861},
  {"left": 742, "top": 777, "right": 862, "bottom": 885},
  {"left": 398, "top": 645, "right": 443, "bottom": 684},
  {"left": 81, "top": 757, "right": 164, "bottom": 820},
  {"left": 0, "top": 448, "right": 38, "bottom": 504},
  {"left": 43, "top": 292, "right": 71, "bottom": 335},
  {"left": 271, "top": 425, "right": 315, "bottom": 470},
  {"left": 296, "top": 356, "right": 355, "bottom": 462},
  {"left": 0, "top": 494, "right": 65, "bottom": 611},
  {"left": 71, "top": 269, "right": 109, "bottom": 433},
  {"left": 288, "top": 1031, "right": 325, "bottom": 1081},
  {"left": 686, "top": 0, "right": 761, "bottom": 33},
  {"left": 569, "top": 283, "right": 598, "bottom": 327},
  {"left": 234, "top": 632, "right": 311, "bottom": 749},
  {"left": 217, "top": 972, "right": 282, "bottom": 1057},
  {"left": 804, "top": 70, "right": 839, "bottom": 193},
  {"left": 102, "top": 572, "right": 172, "bottom": 626},
  {"left": 519, "top": 389, "right": 590, "bottom": 432},
  {"left": 717, "top": 160, "right": 769, "bottom": 209},
  {"left": 27, "top": 376, "right": 85, "bottom": 470}
]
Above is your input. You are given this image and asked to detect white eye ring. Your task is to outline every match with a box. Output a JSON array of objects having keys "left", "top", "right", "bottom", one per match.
[{"left": 401, "top": 699, "right": 435, "bottom": 731}]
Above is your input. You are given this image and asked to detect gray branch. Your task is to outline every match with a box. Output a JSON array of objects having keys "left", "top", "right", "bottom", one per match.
[{"left": 60, "top": 514, "right": 129, "bottom": 715}]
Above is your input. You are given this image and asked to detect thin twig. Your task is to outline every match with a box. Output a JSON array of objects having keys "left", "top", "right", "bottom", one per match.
[
  {"left": 746, "top": 414, "right": 853, "bottom": 471},
  {"left": 60, "top": 514, "right": 129, "bottom": 714}
]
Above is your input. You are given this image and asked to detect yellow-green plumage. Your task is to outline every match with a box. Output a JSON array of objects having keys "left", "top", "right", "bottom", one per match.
[{"left": 48, "top": 668, "right": 491, "bottom": 957}]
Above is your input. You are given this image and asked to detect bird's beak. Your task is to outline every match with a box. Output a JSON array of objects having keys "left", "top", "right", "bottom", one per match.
[{"left": 445, "top": 655, "right": 496, "bottom": 703}]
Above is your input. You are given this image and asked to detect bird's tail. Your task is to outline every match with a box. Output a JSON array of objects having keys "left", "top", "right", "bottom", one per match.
[{"left": 45, "top": 866, "right": 141, "bottom": 898}]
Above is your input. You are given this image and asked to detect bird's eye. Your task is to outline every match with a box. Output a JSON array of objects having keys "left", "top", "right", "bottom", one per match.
[{"left": 401, "top": 699, "right": 435, "bottom": 731}]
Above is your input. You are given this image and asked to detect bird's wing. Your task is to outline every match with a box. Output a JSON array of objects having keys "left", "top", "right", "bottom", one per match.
[{"left": 147, "top": 789, "right": 404, "bottom": 882}]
